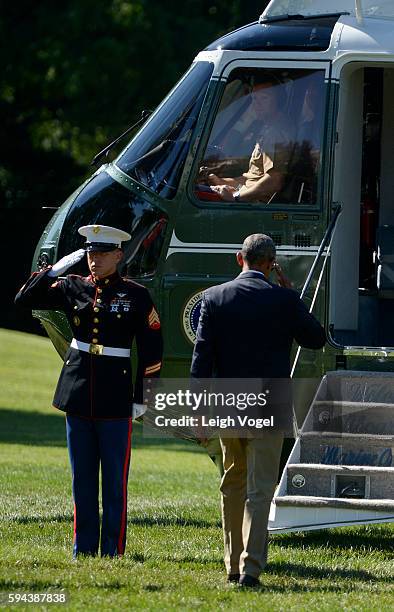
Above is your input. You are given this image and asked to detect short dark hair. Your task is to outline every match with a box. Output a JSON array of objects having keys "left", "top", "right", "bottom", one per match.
[{"left": 241, "top": 234, "right": 276, "bottom": 266}]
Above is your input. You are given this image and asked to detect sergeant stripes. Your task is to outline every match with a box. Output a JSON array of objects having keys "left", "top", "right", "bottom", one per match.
[
  {"left": 148, "top": 306, "right": 161, "bottom": 330},
  {"left": 144, "top": 362, "right": 162, "bottom": 375}
]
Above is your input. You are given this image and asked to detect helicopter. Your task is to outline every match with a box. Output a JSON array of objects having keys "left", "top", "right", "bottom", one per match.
[{"left": 32, "top": 0, "right": 394, "bottom": 532}]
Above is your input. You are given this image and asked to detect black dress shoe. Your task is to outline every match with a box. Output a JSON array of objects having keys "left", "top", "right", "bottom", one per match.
[
  {"left": 227, "top": 573, "right": 240, "bottom": 583},
  {"left": 239, "top": 574, "right": 261, "bottom": 588}
]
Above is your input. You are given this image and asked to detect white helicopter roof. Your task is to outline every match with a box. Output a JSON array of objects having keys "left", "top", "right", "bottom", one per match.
[
  {"left": 199, "top": 0, "right": 394, "bottom": 68},
  {"left": 262, "top": 0, "right": 394, "bottom": 21}
]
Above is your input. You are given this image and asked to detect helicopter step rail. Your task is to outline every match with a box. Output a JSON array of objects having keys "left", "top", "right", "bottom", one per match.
[{"left": 268, "top": 370, "right": 394, "bottom": 532}]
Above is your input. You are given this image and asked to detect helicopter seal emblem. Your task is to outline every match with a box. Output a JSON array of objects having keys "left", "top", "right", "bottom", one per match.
[{"left": 182, "top": 290, "right": 204, "bottom": 344}]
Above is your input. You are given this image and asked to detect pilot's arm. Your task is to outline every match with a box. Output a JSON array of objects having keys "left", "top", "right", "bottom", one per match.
[
  {"left": 211, "top": 169, "right": 283, "bottom": 202},
  {"left": 207, "top": 174, "right": 244, "bottom": 189},
  {"left": 209, "top": 125, "right": 288, "bottom": 203}
]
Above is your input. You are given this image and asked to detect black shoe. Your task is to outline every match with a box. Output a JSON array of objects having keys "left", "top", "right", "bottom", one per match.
[
  {"left": 239, "top": 574, "right": 261, "bottom": 588},
  {"left": 227, "top": 573, "right": 240, "bottom": 583}
]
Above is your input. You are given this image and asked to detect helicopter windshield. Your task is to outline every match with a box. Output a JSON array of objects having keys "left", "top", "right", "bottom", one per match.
[
  {"left": 58, "top": 171, "right": 168, "bottom": 278},
  {"left": 116, "top": 61, "right": 213, "bottom": 199},
  {"left": 195, "top": 67, "right": 326, "bottom": 206}
]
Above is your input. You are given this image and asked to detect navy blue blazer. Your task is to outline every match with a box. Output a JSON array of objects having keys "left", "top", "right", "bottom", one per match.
[{"left": 191, "top": 271, "right": 326, "bottom": 379}]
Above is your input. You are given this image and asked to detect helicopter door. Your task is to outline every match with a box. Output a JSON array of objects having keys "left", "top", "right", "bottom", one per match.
[{"left": 329, "top": 62, "right": 394, "bottom": 352}]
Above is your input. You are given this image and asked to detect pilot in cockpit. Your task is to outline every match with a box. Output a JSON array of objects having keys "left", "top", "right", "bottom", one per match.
[{"left": 201, "top": 76, "right": 293, "bottom": 204}]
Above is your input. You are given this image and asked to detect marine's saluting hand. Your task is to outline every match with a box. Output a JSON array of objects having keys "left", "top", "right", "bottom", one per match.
[{"left": 48, "top": 249, "right": 86, "bottom": 277}]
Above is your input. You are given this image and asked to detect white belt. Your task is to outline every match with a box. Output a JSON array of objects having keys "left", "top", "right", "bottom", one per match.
[{"left": 71, "top": 338, "right": 130, "bottom": 357}]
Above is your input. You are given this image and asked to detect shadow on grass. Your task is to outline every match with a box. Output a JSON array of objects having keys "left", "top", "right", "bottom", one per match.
[
  {"left": 11, "top": 513, "right": 73, "bottom": 524},
  {"left": 142, "top": 585, "right": 164, "bottom": 592},
  {"left": 153, "top": 556, "right": 392, "bottom": 582},
  {"left": 266, "top": 561, "right": 392, "bottom": 584},
  {"left": 128, "top": 516, "right": 221, "bottom": 529},
  {"left": 11, "top": 514, "right": 221, "bottom": 529},
  {"left": 0, "top": 408, "right": 204, "bottom": 453},
  {"left": 228, "top": 581, "right": 390, "bottom": 594},
  {"left": 274, "top": 529, "right": 394, "bottom": 554},
  {"left": 0, "top": 408, "right": 66, "bottom": 447}
]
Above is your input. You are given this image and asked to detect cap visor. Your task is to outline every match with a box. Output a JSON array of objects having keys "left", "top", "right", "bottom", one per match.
[{"left": 85, "top": 242, "right": 120, "bottom": 252}]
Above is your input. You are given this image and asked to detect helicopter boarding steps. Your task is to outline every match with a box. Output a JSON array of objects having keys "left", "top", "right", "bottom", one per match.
[{"left": 268, "top": 371, "right": 394, "bottom": 532}]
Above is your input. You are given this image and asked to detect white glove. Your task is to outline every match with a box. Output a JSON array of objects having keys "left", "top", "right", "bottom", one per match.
[
  {"left": 132, "top": 403, "right": 147, "bottom": 420},
  {"left": 48, "top": 249, "right": 86, "bottom": 277}
]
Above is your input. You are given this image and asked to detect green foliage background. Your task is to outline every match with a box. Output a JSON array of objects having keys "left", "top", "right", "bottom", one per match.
[{"left": 1, "top": 1, "right": 267, "bottom": 211}]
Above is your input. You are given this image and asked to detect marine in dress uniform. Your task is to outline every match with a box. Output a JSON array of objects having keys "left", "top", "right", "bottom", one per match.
[
  {"left": 191, "top": 234, "right": 325, "bottom": 587},
  {"left": 15, "top": 225, "right": 163, "bottom": 558}
]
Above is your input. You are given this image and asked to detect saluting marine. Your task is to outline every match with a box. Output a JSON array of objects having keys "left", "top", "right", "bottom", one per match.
[{"left": 15, "top": 224, "right": 163, "bottom": 558}]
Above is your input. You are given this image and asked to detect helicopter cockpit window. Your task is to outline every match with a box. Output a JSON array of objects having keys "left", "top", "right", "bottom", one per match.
[
  {"left": 195, "top": 68, "right": 326, "bottom": 206},
  {"left": 115, "top": 61, "right": 213, "bottom": 199}
]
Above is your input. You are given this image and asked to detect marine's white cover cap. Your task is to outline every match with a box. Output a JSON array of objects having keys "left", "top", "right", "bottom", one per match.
[{"left": 78, "top": 225, "right": 131, "bottom": 252}]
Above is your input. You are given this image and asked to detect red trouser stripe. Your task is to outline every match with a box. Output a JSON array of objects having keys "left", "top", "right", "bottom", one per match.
[
  {"left": 117, "top": 418, "right": 132, "bottom": 555},
  {"left": 73, "top": 503, "right": 77, "bottom": 542}
]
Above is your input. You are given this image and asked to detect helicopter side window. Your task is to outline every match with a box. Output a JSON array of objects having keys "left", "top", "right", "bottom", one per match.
[
  {"left": 115, "top": 61, "right": 214, "bottom": 200},
  {"left": 195, "top": 67, "right": 326, "bottom": 206}
]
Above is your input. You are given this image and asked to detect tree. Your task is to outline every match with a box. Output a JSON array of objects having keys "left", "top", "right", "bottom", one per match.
[{"left": 1, "top": 1, "right": 269, "bottom": 210}]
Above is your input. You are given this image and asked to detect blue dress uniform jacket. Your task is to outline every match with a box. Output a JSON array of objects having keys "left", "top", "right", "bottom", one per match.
[
  {"left": 191, "top": 270, "right": 326, "bottom": 378},
  {"left": 15, "top": 268, "right": 163, "bottom": 418}
]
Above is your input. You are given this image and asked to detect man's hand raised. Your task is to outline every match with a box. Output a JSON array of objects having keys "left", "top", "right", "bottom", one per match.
[{"left": 273, "top": 262, "right": 293, "bottom": 288}]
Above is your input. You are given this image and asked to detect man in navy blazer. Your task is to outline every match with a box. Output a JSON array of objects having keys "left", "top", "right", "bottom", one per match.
[{"left": 191, "top": 233, "right": 325, "bottom": 588}]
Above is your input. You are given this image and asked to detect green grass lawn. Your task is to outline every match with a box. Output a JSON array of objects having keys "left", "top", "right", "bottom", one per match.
[{"left": 0, "top": 328, "right": 393, "bottom": 611}]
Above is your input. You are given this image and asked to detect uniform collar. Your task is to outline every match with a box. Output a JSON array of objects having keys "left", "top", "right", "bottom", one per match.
[{"left": 88, "top": 271, "right": 122, "bottom": 288}]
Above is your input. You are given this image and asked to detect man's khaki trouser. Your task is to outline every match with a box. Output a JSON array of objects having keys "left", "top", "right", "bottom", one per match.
[{"left": 219, "top": 434, "right": 283, "bottom": 578}]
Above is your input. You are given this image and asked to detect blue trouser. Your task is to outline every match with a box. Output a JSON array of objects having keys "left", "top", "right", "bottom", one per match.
[{"left": 66, "top": 415, "right": 132, "bottom": 558}]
